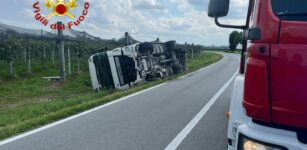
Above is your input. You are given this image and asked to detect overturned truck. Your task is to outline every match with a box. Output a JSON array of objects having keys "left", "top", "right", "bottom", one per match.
[{"left": 89, "top": 41, "right": 187, "bottom": 90}]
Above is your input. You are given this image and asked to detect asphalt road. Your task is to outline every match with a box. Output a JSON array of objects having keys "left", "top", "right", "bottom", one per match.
[{"left": 0, "top": 53, "right": 240, "bottom": 150}]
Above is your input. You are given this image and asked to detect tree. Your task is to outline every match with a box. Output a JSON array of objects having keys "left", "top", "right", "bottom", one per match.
[
  {"left": 0, "top": 34, "right": 20, "bottom": 76},
  {"left": 238, "top": 32, "right": 243, "bottom": 46},
  {"left": 229, "top": 31, "right": 240, "bottom": 51}
]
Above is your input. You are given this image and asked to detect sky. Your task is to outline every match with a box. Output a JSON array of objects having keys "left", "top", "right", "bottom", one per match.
[{"left": 0, "top": 0, "right": 248, "bottom": 46}]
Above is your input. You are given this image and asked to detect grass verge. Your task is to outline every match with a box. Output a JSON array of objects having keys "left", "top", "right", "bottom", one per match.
[{"left": 0, "top": 52, "right": 223, "bottom": 140}]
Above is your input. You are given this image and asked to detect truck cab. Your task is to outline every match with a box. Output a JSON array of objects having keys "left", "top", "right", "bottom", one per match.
[{"left": 208, "top": 0, "right": 307, "bottom": 149}]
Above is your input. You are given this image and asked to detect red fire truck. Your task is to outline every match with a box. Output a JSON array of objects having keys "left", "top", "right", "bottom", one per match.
[{"left": 208, "top": 0, "right": 307, "bottom": 149}]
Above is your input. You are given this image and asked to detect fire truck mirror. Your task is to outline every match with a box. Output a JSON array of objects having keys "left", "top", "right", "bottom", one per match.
[{"left": 208, "top": 0, "right": 230, "bottom": 18}]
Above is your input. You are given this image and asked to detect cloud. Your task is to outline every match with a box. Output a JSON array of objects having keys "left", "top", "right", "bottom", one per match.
[
  {"left": 187, "top": 0, "right": 206, "bottom": 6},
  {"left": 186, "top": 0, "right": 208, "bottom": 11},
  {"left": 0, "top": 0, "right": 249, "bottom": 46},
  {"left": 134, "top": 1, "right": 165, "bottom": 11}
]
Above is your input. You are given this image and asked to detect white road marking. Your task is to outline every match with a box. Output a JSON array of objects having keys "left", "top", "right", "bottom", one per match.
[
  {"left": 165, "top": 69, "right": 239, "bottom": 150},
  {"left": 0, "top": 53, "right": 226, "bottom": 146},
  {"left": 0, "top": 83, "right": 166, "bottom": 146}
]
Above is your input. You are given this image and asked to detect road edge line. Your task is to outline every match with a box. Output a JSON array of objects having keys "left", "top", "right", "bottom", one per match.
[{"left": 165, "top": 69, "right": 239, "bottom": 150}]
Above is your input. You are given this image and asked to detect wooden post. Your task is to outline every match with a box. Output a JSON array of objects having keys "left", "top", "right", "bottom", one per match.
[
  {"left": 185, "top": 42, "right": 188, "bottom": 58},
  {"left": 191, "top": 43, "right": 194, "bottom": 58},
  {"left": 28, "top": 48, "right": 31, "bottom": 74},
  {"left": 24, "top": 47, "right": 27, "bottom": 63},
  {"left": 57, "top": 22, "right": 66, "bottom": 80},
  {"left": 77, "top": 57, "right": 80, "bottom": 73},
  {"left": 52, "top": 47, "right": 55, "bottom": 65},
  {"left": 198, "top": 45, "right": 200, "bottom": 56},
  {"left": 8, "top": 59, "right": 13, "bottom": 76},
  {"left": 43, "top": 46, "right": 46, "bottom": 58},
  {"left": 68, "top": 47, "right": 71, "bottom": 75}
]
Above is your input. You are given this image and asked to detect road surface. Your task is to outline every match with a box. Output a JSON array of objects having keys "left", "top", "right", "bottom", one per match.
[{"left": 0, "top": 53, "right": 240, "bottom": 150}]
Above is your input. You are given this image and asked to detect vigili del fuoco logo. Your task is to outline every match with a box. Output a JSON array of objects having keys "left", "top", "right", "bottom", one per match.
[{"left": 32, "top": 0, "right": 90, "bottom": 30}]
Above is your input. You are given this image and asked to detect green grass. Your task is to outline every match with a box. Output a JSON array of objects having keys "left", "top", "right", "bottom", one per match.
[{"left": 0, "top": 52, "right": 223, "bottom": 140}]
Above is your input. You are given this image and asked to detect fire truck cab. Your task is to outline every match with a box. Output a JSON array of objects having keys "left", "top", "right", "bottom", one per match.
[{"left": 208, "top": 0, "right": 307, "bottom": 149}]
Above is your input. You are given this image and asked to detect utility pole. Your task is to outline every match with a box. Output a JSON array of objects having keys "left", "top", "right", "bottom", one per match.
[{"left": 57, "top": 22, "right": 66, "bottom": 80}]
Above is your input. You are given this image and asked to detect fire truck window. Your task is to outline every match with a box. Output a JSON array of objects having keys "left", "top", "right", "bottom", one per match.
[{"left": 272, "top": 0, "right": 307, "bottom": 21}]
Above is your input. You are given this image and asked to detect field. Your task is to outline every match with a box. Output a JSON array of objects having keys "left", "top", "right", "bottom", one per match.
[{"left": 0, "top": 52, "right": 223, "bottom": 140}]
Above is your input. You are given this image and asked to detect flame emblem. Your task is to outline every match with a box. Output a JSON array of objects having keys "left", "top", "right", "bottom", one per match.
[{"left": 44, "top": 0, "right": 78, "bottom": 19}]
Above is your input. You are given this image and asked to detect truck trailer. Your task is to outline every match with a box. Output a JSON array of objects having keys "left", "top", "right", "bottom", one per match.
[
  {"left": 208, "top": 0, "right": 307, "bottom": 149},
  {"left": 89, "top": 41, "right": 187, "bottom": 90}
]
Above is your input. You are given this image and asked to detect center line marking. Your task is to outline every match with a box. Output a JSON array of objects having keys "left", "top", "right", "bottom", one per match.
[{"left": 165, "top": 68, "right": 239, "bottom": 150}]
